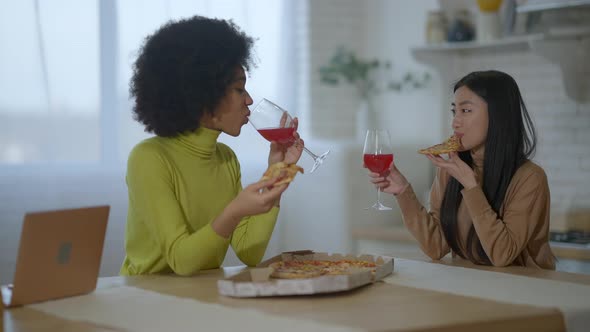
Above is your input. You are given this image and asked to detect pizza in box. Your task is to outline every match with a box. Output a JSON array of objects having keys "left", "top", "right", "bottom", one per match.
[{"left": 268, "top": 259, "right": 379, "bottom": 279}]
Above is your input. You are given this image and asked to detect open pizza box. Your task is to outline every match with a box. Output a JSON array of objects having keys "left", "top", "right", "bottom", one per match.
[{"left": 217, "top": 250, "right": 394, "bottom": 298}]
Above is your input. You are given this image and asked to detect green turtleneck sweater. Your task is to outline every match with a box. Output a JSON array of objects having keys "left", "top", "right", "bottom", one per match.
[{"left": 120, "top": 127, "right": 279, "bottom": 276}]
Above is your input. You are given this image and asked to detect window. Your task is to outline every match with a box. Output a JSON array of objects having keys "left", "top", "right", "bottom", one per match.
[
  {"left": 0, "top": 0, "right": 294, "bottom": 166},
  {"left": 0, "top": 0, "right": 100, "bottom": 163}
]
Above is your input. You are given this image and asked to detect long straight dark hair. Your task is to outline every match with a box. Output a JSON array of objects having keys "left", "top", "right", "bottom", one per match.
[{"left": 440, "top": 70, "right": 537, "bottom": 265}]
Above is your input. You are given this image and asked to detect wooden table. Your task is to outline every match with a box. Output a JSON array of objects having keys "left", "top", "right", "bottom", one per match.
[{"left": 4, "top": 256, "right": 590, "bottom": 332}]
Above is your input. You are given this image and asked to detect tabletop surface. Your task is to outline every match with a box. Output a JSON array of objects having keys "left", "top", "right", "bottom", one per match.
[{"left": 4, "top": 255, "right": 590, "bottom": 332}]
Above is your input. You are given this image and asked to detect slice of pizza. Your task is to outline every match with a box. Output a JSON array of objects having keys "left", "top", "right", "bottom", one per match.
[
  {"left": 261, "top": 162, "right": 304, "bottom": 185},
  {"left": 418, "top": 135, "right": 461, "bottom": 155},
  {"left": 268, "top": 260, "right": 380, "bottom": 279}
]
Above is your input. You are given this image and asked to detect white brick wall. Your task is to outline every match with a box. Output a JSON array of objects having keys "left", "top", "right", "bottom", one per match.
[{"left": 307, "top": 0, "right": 368, "bottom": 140}]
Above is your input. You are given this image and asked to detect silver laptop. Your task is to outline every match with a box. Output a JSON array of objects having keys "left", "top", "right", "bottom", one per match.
[{"left": 1, "top": 205, "right": 109, "bottom": 307}]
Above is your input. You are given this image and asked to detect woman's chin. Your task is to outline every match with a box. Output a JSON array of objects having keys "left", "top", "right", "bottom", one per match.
[
  {"left": 457, "top": 144, "right": 471, "bottom": 152},
  {"left": 226, "top": 128, "right": 241, "bottom": 137}
]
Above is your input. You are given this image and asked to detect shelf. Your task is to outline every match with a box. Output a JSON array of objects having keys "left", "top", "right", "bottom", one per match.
[
  {"left": 545, "top": 26, "right": 590, "bottom": 38},
  {"left": 516, "top": 0, "right": 590, "bottom": 13},
  {"left": 412, "top": 27, "right": 590, "bottom": 54},
  {"left": 411, "top": 29, "right": 590, "bottom": 103},
  {"left": 412, "top": 34, "right": 543, "bottom": 54}
]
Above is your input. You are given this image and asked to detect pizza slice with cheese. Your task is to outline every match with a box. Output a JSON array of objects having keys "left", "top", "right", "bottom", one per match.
[
  {"left": 261, "top": 162, "right": 304, "bottom": 185},
  {"left": 418, "top": 135, "right": 461, "bottom": 155}
]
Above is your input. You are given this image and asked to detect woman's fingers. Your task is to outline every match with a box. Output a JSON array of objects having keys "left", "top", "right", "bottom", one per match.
[
  {"left": 426, "top": 154, "right": 441, "bottom": 166},
  {"left": 427, "top": 154, "right": 452, "bottom": 167},
  {"left": 367, "top": 171, "right": 383, "bottom": 179},
  {"left": 250, "top": 178, "right": 278, "bottom": 191},
  {"left": 371, "top": 178, "right": 385, "bottom": 184},
  {"left": 264, "top": 182, "right": 288, "bottom": 195},
  {"left": 279, "top": 111, "right": 288, "bottom": 127},
  {"left": 449, "top": 152, "right": 463, "bottom": 164},
  {"left": 375, "top": 183, "right": 387, "bottom": 190},
  {"left": 249, "top": 178, "right": 289, "bottom": 201}
]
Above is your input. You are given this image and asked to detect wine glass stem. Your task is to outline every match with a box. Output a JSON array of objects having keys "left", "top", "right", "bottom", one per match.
[
  {"left": 302, "top": 146, "right": 318, "bottom": 160},
  {"left": 377, "top": 189, "right": 382, "bottom": 204}
]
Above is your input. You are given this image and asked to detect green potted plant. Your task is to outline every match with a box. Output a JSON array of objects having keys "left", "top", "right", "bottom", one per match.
[
  {"left": 319, "top": 47, "right": 430, "bottom": 140},
  {"left": 319, "top": 47, "right": 430, "bottom": 99}
]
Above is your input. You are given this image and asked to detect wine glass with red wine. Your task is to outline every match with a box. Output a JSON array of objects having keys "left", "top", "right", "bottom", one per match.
[
  {"left": 363, "top": 129, "right": 393, "bottom": 210},
  {"left": 249, "top": 98, "right": 330, "bottom": 173}
]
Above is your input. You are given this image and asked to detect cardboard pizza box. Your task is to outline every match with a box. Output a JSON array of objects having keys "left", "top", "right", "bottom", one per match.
[{"left": 217, "top": 250, "right": 394, "bottom": 298}]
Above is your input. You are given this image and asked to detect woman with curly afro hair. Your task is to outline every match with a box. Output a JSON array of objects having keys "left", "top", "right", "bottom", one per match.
[{"left": 120, "top": 16, "right": 303, "bottom": 276}]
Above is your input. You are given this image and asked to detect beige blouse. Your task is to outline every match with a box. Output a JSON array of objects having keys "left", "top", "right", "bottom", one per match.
[{"left": 396, "top": 151, "right": 555, "bottom": 269}]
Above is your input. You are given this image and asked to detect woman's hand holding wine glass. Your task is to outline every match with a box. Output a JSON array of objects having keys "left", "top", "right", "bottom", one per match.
[
  {"left": 267, "top": 115, "right": 303, "bottom": 166},
  {"left": 363, "top": 129, "right": 396, "bottom": 210},
  {"left": 367, "top": 163, "right": 410, "bottom": 196},
  {"left": 249, "top": 99, "right": 329, "bottom": 173}
]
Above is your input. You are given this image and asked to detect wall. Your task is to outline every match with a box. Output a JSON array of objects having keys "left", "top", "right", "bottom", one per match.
[
  {"left": 306, "top": 0, "right": 367, "bottom": 140},
  {"left": 366, "top": 0, "right": 443, "bottom": 146},
  {"left": 306, "top": 0, "right": 442, "bottom": 145}
]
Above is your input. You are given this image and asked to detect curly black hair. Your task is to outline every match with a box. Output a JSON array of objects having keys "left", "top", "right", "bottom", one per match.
[{"left": 130, "top": 16, "right": 255, "bottom": 137}]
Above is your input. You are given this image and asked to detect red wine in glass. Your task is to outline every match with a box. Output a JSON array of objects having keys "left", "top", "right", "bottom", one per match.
[
  {"left": 249, "top": 99, "right": 330, "bottom": 173},
  {"left": 257, "top": 127, "right": 295, "bottom": 144},
  {"left": 363, "top": 154, "right": 394, "bottom": 174}
]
